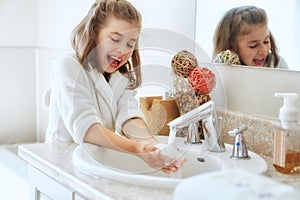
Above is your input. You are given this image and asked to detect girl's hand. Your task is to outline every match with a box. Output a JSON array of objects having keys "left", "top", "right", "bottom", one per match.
[{"left": 136, "top": 141, "right": 186, "bottom": 174}]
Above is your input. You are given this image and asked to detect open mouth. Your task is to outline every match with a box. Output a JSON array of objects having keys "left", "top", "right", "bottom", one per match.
[
  {"left": 108, "top": 55, "right": 122, "bottom": 69},
  {"left": 253, "top": 58, "right": 265, "bottom": 66}
]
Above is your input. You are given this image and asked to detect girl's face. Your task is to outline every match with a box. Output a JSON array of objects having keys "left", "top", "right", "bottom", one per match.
[
  {"left": 235, "top": 24, "right": 271, "bottom": 67},
  {"left": 95, "top": 16, "right": 140, "bottom": 73}
]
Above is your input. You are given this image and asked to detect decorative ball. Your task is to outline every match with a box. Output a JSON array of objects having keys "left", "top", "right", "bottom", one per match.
[
  {"left": 188, "top": 67, "right": 216, "bottom": 95},
  {"left": 214, "top": 50, "right": 241, "bottom": 65},
  {"left": 171, "top": 50, "right": 198, "bottom": 78}
]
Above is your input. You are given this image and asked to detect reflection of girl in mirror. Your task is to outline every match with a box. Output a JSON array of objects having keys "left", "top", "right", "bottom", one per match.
[
  {"left": 212, "top": 5, "right": 288, "bottom": 69},
  {"left": 46, "top": 0, "right": 185, "bottom": 174}
]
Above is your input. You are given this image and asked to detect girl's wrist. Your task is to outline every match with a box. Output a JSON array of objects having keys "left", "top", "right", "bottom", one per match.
[
  {"left": 133, "top": 141, "right": 157, "bottom": 155},
  {"left": 134, "top": 141, "right": 146, "bottom": 154},
  {"left": 126, "top": 140, "right": 145, "bottom": 154}
]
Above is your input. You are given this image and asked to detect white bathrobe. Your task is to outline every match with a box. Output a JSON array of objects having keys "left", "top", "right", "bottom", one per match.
[{"left": 45, "top": 52, "right": 146, "bottom": 144}]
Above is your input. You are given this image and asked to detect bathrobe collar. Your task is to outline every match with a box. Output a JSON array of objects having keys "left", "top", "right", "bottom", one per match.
[{"left": 87, "top": 68, "right": 129, "bottom": 119}]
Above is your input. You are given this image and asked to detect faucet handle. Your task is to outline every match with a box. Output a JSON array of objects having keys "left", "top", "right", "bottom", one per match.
[
  {"left": 229, "top": 124, "right": 250, "bottom": 160},
  {"left": 228, "top": 124, "right": 247, "bottom": 137}
]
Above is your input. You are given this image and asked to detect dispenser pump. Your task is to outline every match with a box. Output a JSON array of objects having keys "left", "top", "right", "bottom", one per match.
[{"left": 274, "top": 93, "right": 298, "bottom": 122}]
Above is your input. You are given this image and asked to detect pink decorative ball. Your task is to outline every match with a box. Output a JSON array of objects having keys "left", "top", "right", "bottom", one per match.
[{"left": 188, "top": 67, "right": 216, "bottom": 95}]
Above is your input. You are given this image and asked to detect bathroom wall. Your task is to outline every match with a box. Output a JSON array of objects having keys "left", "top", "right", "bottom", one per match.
[
  {"left": 0, "top": 0, "right": 38, "bottom": 46},
  {"left": 0, "top": 0, "right": 38, "bottom": 144},
  {"left": 0, "top": 48, "right": 36, "bottom": 144},
  {"left": 0, "top": 0, "right": 93, "bottom": 144}
]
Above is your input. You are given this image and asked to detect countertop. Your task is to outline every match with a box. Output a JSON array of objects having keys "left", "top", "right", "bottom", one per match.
[
  {"left": 18, "top": 140, "right": 300, "bottom": 200},
  {"left": 18, "top": 110, "right": 300, "bottom": 199}
]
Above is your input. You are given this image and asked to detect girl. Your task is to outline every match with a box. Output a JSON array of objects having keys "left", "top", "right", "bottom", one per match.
[
  {"left": 46, "top": 0, "right": 185, "bottom": 173},
  {"left": 212, "top": 5, "right": 288, "bottom": 69}
]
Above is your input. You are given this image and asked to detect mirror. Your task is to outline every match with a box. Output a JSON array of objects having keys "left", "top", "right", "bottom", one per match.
[
  {"left": 128, "top": 0, "right": 300, "bottom": 119},
  {"left": 215, "top": 63, "right": 300, "bottom": 120},
  {"left": 195, "top": 0, "right": 300, "bottom": 71}
]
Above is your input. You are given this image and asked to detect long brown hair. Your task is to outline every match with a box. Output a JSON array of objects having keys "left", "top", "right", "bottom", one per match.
[
  {"left": 212, "top": 5, "right": 279, "bottom": 67},
  {"left": 71, "top": 0, "right": 142, "bottom": 87}
]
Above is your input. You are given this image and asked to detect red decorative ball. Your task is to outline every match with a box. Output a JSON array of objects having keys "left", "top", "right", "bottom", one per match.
[{"left": 188, "top": 67, "right": 216, "bottom": 94}]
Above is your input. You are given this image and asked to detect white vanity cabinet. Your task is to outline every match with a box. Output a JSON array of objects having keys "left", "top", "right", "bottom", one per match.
[{"left": 28, "top": 165, "right": 86, "bottom": 200}]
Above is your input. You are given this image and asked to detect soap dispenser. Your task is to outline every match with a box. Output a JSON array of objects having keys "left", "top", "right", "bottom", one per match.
[{"left": 273, "top": 93, "right": 300, "bottom": 174}]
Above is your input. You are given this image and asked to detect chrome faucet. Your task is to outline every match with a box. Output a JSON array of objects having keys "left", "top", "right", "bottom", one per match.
[{"left": 167, "top": 101, "right": 225, "bottom": 152}]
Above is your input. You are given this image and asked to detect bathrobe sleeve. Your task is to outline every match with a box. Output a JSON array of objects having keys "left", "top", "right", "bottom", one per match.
[
  {"left": 107, "top": 71, "right": 147, "bottom": 133},
  {"left": 115, "top": 88, "right": 147, "bottom": 133},
  {"left": 52, "top": 54, "right": 102, "bottom": 143}
]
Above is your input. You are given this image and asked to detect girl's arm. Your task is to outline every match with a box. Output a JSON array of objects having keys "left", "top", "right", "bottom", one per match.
[
  {"left": 84, "top": 123, "right": 142, "bottom": 153},
  {"left": 122, "top": 117, "right": 158, "bottom": 142}
]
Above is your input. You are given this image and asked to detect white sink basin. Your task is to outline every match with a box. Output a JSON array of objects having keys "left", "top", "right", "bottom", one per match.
[{"left": 72, "top": 136, "right": 267, "bottom": 188}]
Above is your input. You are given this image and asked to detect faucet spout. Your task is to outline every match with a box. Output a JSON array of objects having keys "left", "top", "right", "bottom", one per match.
[
  {"left": 202, "top": 114, "right": 225, "bottom": 152},
  {"left": 167, "top": 101, "right": 225, "bottom": 152},
  {"left": 186, "top": 122, "right": 202, "bottom": 144}
]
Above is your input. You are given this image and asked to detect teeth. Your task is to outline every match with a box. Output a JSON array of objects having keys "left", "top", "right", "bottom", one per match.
[{"left": 110, "top": 55, "right": 121, "bottom": 61}]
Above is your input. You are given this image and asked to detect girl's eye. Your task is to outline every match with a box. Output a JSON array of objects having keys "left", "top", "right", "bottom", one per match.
[
  {"left": 127, "top": 42, "right": 136, "bottom": 49},
  {"left": 249, "top": 44, "right": 257, "bottom": 49},
  {"left": 263, "top": 40, "right": 270, "bottom": 44},
  {"left": 110, "top": 36, "right": 120, "bottom": 42}
]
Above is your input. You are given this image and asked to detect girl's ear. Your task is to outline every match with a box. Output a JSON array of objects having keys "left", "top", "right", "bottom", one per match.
[
  {"left": 229, "top": 46, "right": 238, "bottom": 54},
  {"left": 229, "top": 48, "right": 235, "bottom": 53}
]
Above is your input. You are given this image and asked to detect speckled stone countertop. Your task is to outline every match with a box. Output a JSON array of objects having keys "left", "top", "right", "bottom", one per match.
[{"left": 18, "top": 110, "right": 300, "bottom": 199}]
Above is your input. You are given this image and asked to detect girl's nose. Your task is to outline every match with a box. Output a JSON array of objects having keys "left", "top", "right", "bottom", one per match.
[{"left": 117, "top": 44, "right": 131, "bottom": 56}]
